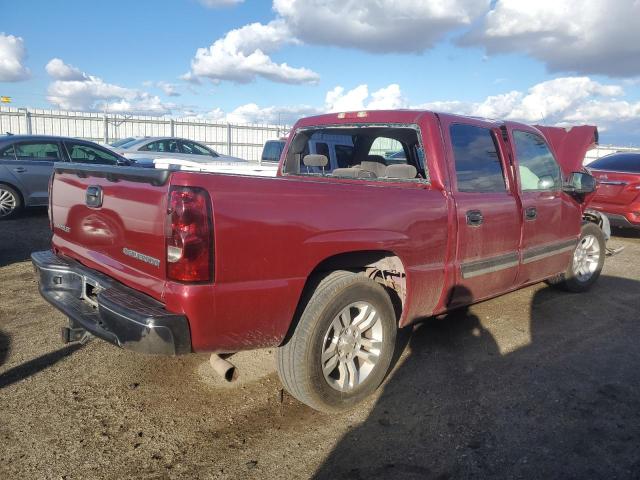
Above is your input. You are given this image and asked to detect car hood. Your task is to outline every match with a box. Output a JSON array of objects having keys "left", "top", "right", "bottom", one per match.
[{"left": 535, "top": 125, "right": 599, "bottom": 175}]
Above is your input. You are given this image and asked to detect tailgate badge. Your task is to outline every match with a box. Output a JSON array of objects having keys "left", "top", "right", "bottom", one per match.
[{"left": 86, "top": 185, "right": 103, "bottom": 208}]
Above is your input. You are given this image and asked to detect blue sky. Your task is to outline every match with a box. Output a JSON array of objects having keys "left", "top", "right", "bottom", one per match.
[{"left": 1, "top": 0, "right": 640, "bottom": 145}]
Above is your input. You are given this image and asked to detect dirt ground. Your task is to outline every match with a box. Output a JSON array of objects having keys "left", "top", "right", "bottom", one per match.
[{"left": 1, "top": 208, "right": 639, "bottom": 479}]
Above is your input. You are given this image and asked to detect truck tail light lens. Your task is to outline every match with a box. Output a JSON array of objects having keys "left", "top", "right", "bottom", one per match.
[{"left": 166, "top": 187, "right": 213, "bottom": 282}]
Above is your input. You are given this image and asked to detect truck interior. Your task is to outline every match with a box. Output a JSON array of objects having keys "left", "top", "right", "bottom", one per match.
[{"left": 283, "top": 125, "right": 427, "bottom": 182}]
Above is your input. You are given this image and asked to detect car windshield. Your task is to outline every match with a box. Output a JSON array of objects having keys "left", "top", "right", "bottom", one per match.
[
  {"left": 111, "top": 137, "right": 136, "bottom": 148},
  {"left": 589, "top": 153, "right": 640, "bottom": 173},
  {"left": 117, "top": 138, "right": 147, "bottom": 149}
]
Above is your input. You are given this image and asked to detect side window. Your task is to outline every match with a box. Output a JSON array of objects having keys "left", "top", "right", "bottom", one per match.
[
  {"left": 181, "top": 141, "right": 211, "bottom": 156},
  {"left": 369, "top": 137, "right": 407, "bottom": 164},
  {"left": 262, "top": 141, "right": 283, "bottom": 162},
  {"left": 14, "top": 142, "right": 62, "bottom": 161},
  {"left": 140, "top": 140, "right": 179, "bottom": 153},
  {"left": 0, "top": 145, "right": 16, "bottom": 159},
  {"left": 450, "top": 124, "right": 507, "bottom": 193},
  {"left": 65, "top": 142, "right": 119, "bottom": 165},
  {"left": 513, "top": 131, "right": 561, "bottom": 191}
]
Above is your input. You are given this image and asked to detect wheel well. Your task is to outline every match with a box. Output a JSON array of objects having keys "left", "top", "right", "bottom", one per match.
[
  {"left": 0, "top": 181, "right": 24, "bottom": 206},
  {"left": 281, "top": 251, "right": 407, "bottom": 347}
]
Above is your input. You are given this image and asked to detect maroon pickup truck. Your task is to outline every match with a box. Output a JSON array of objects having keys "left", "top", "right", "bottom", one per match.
[{"left": 32, "top": 110, "right": 606, "bottom": 412}]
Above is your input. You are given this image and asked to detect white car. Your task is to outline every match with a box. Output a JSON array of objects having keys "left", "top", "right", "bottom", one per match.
[
  {"left": 111, "top": 137, "right": 246, "bottom": 165},
  {"left": 152, "top": 158, "right": 278, "bottom": 176}
]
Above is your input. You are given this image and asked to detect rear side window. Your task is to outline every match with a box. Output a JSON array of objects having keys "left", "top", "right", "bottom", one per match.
[
  {"left": 513, "top": 131, "right": 561, "bottom": 191},
  {"left": 65, "top": 142, "right": 119, "bottom": 165},
  {"left": 334, "top": 144, "right": 355, "bottom": 168},
  {"left": 450, "top": 124, "right": 507, "bottom": 193},
  {"left": 589, "top": 153, "right": 640, "bottom": 173},
  {"left": 14, "top": 142, "right": 62, "bottom": 161},
  {"left": 140, "top": 139, "right": 180, "bottom": 153}
]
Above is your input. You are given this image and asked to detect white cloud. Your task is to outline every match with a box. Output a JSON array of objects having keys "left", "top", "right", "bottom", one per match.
[
  {"left": 45, "top": 58, "right": 87, "bottom": 81},
  {"left": 415, "top": 76, "right": 640, "bottom": 135},
  {"left": 325, "top": 84, "right": 407, "bottom": 112},
  {"left": 461, "top": 0, "right": 640, "bottom": 77},
  {"left": 185, "top": 20, "right": 319, "bottom": 84},
  {"left": 0, "top": 33, "right": 30, "bottom": 82},
  {"left": 46, "top": 59, "right": 173, "bottom": 114},
  {"left": 273, "top": 0, "right": 490, "bottom": 53},
  {"left": 224, "top": 103, "right": 319, "bottom": 124},
  {"left": 197, "top": 0, "right": 243, "bottom": 7}
]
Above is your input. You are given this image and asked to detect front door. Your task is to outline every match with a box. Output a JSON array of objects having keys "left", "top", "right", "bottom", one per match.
[
  {"left": 507, "top": 125, "right": 581, "bottom": 284},
  {"left": 441, "top": 117, "right": 522, "bottom": 305}
]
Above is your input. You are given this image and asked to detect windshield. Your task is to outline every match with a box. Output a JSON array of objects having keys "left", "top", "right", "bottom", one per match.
[{"left": 116, "top": 138, "right": 147, "bottom": 149}]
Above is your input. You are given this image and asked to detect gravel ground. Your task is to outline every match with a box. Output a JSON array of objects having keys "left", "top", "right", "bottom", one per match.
[{"left": 1, "top": 209, "right": 639, "bottom": 479}]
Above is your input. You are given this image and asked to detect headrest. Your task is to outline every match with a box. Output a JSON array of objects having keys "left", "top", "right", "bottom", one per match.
[
  {"left": 366, "top": 155, "right": 387, "bottom": 164},
  {"left": 332, "top": 168, "right": 359, "bottom": 178},
  {"left": 303, "top": 154, "right": 328, "bottom": 167},
  {"left": 384, "top": 164, "right": 417, "bottom": 179}
]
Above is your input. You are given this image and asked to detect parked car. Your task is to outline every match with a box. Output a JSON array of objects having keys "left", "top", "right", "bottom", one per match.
[
  {"left": 0, "top": 135, "right": 129, "bottom": 219},
  {"left": 109, "top": 137, "right": 142, "bottom": 148},
  {"left": 261, "top": 139, "right": 286, "bottom": 163},
  {"left": 33, "top": 110, "right": 605, "bottom": 412},
  {"left": 112, "top": 137, "right": 245, "bottom": 165},
  {"left": 587, "top": 152, "right": 640, "bottom": 229}
]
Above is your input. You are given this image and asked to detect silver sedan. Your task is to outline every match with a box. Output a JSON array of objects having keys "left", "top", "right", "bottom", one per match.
[{"left": 111, "top": 137, "right": 246, "bottom": 165}]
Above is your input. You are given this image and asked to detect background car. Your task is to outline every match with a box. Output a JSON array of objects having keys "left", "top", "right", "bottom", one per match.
[
  {"left": 0, "top": 135, "right": 129, "bottom": 219},
  {"left": 112, "top": 137, "right": 245, "bottom": 165},
  {"left": 588, "top": 152, "right": 640, "bottom": 229},
  {"left": 261, "top": 139, "right": 286, "bottom": 163}
]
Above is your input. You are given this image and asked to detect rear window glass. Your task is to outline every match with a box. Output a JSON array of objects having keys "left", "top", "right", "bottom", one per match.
[
  {"left": 589, "top": 153, "right": 640, "bottom": 173},
  {"left": 283, "top": 126, "right": 425, "bottom": 182}
]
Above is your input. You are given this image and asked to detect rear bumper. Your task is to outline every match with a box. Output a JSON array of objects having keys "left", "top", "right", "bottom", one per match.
[
  {"left": 31, "top": 250, "right": 191, "bottom": 355},
  {"left": 605, "top": 213, "right": 640, "bottom": 229}
]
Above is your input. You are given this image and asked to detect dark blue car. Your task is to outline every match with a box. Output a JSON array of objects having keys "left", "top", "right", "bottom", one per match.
[{"left": 0, "top": 135, "right": 129, "bottom": 219}]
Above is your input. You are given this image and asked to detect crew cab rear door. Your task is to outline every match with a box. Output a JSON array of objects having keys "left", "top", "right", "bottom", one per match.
[
  {"left": 440, "top": 115, "right": 521, "bottom": 304},
  {"left": 505, "top": 124, "right": 581, "bottom": 284}
]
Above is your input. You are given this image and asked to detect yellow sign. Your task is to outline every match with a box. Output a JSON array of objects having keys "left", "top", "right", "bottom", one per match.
[{"left": 0, "top": 96, "right": 11, "bottom": 103}]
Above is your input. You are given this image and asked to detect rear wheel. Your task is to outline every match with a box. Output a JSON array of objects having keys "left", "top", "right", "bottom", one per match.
[
  {"left": 276, "top": 271, "right": 397, "bottom": 412},
  {"left": 0, "top": 185, "right": 21, "bottom": 219},
  {"left": 547, "top": 222, "right": 605, "bottom": 292}
]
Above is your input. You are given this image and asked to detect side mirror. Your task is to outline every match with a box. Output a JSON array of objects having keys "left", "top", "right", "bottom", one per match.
[{"left": 563, "top": 171, "right": 597, "bottom": 195}]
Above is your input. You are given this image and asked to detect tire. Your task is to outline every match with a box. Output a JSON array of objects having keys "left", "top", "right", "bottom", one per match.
[
  {"left": 0, "top": 184, "right": 22, "bottom": 220},
  {"left": 547, "top": 222, "right": 605, "bottom": 292},
  {"left": 276, "top": 271, "right": 397, "bottom": 412}
]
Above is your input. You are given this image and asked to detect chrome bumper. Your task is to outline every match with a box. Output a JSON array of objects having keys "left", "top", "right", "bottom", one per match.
[{"left": 31, "top": 250, "right": 191, "bottom": 355}]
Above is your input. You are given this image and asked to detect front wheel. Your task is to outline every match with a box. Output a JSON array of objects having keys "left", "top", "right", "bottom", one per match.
[
  {"left": 548, "top": 222, "right": 605, "bottom": 292},
  {"left": 276, "top": 271, "right": 397, "bottom": 412}
]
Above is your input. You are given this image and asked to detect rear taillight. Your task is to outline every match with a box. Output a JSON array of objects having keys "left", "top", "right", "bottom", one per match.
[{"left": 166, "top": 187, "right": 213, "bottom": 282}]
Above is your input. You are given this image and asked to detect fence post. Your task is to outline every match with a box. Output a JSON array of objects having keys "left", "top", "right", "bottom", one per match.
[
  {"left": 103, "top": 114, "right": 108, "bottom": 144},
  {"left": 226, "top": 123, "right": 232, "bottom": 156},
  {"left": 170, "top": 118, "right": 175, "bottom": 137},
  {"left": 23, "top": 109, "right": 32, "bottom": 135}
]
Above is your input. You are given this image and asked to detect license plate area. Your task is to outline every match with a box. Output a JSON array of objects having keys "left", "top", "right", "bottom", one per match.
[{"left": 81, "top": 276, "right": 101, "bottom": 309}]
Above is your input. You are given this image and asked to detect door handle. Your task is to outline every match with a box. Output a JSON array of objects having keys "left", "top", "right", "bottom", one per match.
[
  {"left": 525, "top": 206, "right": 537, "bottom": 220},
  {"left": 466, "top": 209, "right": 484, "bottom": 226},
  {"left": 12, "top": 167, "right": 26, "bottom": 173}
]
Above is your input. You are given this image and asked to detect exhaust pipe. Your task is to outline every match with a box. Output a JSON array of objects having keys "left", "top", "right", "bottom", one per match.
[{"left": 209, "top": 354, "right": 238, "bottom": 382}]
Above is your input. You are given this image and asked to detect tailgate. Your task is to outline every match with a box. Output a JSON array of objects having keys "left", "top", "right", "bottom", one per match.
[{"left": 50, "top": 164, "right": 172, "bottom": 300}]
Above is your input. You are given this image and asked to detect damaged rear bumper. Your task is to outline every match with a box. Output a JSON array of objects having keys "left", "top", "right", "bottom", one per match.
[{"left": 31, "top": 250, "right": 191, "bottom": 355}]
